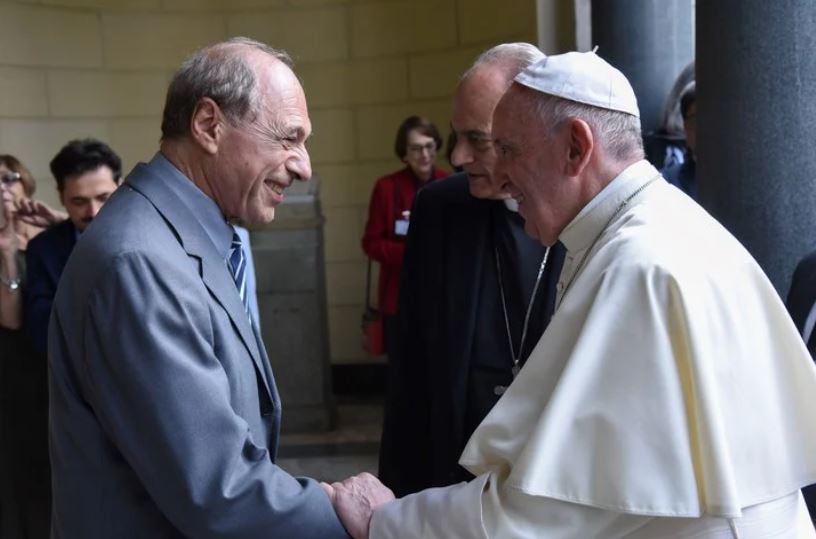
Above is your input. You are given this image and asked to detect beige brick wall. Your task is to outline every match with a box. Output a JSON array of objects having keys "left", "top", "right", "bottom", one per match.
[{"left": 0, "top": 0, "right": 551, "bottom": 365}]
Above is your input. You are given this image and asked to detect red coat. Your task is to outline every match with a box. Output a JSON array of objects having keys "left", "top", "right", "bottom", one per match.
[{"left": 362, "top": 167, "right": 448, "bottom": 315}]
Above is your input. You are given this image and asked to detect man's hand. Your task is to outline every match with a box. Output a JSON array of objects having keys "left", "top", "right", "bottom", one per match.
[
  {"left": 326, "top": 473, "right": 395, "bottom": 539},
  {"left": 16, "top": 198, "right": 67, "bottom": 228},
  {"left": 321, "top": 481, "right": 335, "bottom": 500}
]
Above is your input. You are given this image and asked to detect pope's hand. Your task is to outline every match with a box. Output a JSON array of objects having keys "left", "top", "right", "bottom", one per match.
[{"left": 324, "top": 472, "right": 395, "bottom": 539}]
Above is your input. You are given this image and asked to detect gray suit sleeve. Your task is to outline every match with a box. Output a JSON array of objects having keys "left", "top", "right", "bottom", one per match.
[{"left": 80, "top": 251, "right": 349, "bottom": 538}]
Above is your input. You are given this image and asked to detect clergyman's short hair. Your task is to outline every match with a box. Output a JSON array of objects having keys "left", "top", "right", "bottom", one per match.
[
  {"left": 463, "top": 42, "right": 545, "bottom": 82},
  {"left": 50, "top": 138, "right": 122, "bottom": 192},
  {"left": 161, "top": 37, "right": 293, "bottom": 141},
  {"left": 393, "top": 116, "right": 443, "bottom": 160}
]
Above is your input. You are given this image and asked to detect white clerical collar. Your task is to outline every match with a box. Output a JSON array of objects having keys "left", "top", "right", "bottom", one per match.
[{"left": 559, "top": 159, "right": 659, "bottom": 253}]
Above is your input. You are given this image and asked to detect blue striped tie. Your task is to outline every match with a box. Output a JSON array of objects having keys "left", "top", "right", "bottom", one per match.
[{"left": 228, "top": 227, "right": 251, "bottom": 319}]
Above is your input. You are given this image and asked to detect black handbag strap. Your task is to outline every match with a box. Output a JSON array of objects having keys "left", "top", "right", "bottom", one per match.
[{"left": 365, "top": 257, "right": 375, "bottom": 311}]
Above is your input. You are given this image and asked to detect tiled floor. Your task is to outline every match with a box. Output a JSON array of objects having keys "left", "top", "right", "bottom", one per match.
[{"left": 277, "top": 398, "right": 382, "bottom": 483}]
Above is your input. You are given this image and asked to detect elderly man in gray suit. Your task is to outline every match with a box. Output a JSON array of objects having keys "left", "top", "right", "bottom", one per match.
[{"left": 48, "top": 37, "right": 350, "bottom": 538}]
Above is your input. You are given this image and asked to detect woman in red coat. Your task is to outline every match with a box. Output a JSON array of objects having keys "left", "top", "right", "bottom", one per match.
[{"left": 362, "top": 116, "right": 448, "bottom": 358}]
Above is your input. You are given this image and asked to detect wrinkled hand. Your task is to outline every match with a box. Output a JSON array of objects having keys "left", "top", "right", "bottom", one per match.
[
  {"left": 16, "top": 197, "right": 67, "bottom": 228},
  {"left": 323, "top": 473, "right": 395, "bottom": 539}
]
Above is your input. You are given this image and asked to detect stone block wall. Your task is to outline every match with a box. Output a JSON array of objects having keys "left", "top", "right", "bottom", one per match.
[{"left": 0, "top": 0, "right": 542, "bottom": 365}]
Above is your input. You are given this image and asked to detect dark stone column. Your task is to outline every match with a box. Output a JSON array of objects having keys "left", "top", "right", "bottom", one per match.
[
  {"left": 591, "top": 0, "right": 694, "bottom": 134},
  {"left": 697, "top": 1, "right": 816, "bottom": 295}
]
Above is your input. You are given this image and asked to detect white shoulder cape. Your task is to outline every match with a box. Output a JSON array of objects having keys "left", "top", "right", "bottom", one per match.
[{"left": 459, "top": 178, "right": 816, "bottom": 518}]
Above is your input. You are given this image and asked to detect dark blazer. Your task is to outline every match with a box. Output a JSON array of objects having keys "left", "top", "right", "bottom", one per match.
[
  {"left": 786, "top": 249, "right": 816, "bottom": 522},
  {"left": 787, "top": 250, "right": 816, "bottom": 339},
  {"left": 25, "top": 219, "right": 77, "bottom": 357},
  {"left": 48, "top": 155, "right": 348, "bottom": 538},
  {"left": 378, "top": 173, "right": 564, "bottom": 496}
]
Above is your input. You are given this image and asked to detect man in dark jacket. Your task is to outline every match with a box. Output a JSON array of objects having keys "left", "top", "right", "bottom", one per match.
[
  {"left": 378, "top": 43, "right": 566, "bottom": 496},
  {"left": 787, "top": 250, "right": 816, "bottom": 521},
  {"left": 25, "top": 138, "right": 122, "bottom": 356}
]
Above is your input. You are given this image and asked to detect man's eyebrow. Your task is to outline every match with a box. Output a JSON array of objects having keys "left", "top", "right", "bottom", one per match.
[
  {"left": 276, "top": 124, "right": 311, "bottom": 142},
  {"left": 448, "top": 123, "right": 489, "bottom": 138},
  {"left": 284, "top": 126, "right": 306, "bottom": 139},
  {"left": 463, "top": 129, "right": 491, "bottom": 139},
  {"left": 495, "top": 137, "right": 516, "bottom": 153}
]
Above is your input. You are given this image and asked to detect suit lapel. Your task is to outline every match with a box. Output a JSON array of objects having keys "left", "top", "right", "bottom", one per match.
[
  {"left": 198, "top": 252, "right": 265, "bottom": 366},
  {"left": 125, "top": 164, "right": 275, "bottom": 403}
]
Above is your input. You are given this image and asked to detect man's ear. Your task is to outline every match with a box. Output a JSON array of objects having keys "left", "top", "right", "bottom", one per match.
[
  {"left": 564, "top": 118, "right": 594, "bottom": 177},
  {"left": 190, "top": 97, "right": 223, "bottom": 155}
]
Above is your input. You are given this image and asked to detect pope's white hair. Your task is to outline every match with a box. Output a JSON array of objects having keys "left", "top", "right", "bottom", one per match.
[{"left": 519, "top": 86, "right": 645, "bottom": 161}]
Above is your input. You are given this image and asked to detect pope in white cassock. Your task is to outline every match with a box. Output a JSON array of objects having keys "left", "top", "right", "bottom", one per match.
[{"left": 327, "top": 51, "right": 816, "bottom": 539}]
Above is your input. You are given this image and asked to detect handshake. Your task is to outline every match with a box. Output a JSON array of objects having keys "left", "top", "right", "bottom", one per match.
[{"left": 321, "top": 473, "right": 395, "bottom": 539}]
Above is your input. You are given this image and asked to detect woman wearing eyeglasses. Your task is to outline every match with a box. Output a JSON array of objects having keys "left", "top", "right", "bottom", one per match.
[
  {"left": 0, "top": 155, "right": 66, "bottom": 329},
  {"left": 361, "top": 116, "right": 449, "bottom": 363},
  {"left": 0, "top": 154, "right": 64, "bottom": 538}
]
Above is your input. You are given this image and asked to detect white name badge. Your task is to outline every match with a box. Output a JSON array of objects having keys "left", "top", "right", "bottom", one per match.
[{"left": 394, "top": 218, "right": 409, "bottom": 236}]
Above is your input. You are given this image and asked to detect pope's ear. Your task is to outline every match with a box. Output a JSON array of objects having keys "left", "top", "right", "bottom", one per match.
[
  {"left": 563, "top": 118, "right": 593, "bottom": 177},
  {"left": 189, "top": 97, "right": 223, "bottom": 155}
]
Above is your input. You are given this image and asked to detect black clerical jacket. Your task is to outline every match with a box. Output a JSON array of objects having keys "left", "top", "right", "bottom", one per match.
[
  {"left": 378, "top": 173, "right": 564, "bottom": 496},
  {"left": 788, "top": 249, "right": 816, "bottom": 351}
]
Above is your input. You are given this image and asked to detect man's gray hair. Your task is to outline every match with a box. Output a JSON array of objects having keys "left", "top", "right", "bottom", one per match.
[
  {"left": 161, "top": 37, "right": 293, "bottom": 141},
  {"left": 461, "top": 42, "right": 545, "bottom": 82},
  {"left": 524, "top": 87, "right": 644, "bottom": 161}
]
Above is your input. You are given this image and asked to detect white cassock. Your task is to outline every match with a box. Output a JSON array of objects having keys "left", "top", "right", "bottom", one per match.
[{"left": 371, "top": 160, "right": 816, "bottom": 538}]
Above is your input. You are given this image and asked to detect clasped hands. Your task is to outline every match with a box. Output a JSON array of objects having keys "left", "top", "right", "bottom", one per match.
[{"left": 322, "top": 473, "right": 395, "bottom": 539}]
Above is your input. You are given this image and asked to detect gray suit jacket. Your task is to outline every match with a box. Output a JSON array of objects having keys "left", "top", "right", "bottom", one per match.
[{"left": 49, "top": 154, "right": 349, "bottom": 538}]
